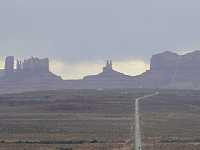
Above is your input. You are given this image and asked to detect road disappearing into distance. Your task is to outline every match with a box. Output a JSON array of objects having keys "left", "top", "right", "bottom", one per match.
[{"left": 133, "top": 92, "right": 159, "bottom": 150}]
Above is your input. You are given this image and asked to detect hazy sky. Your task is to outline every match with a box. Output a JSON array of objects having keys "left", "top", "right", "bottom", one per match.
[{"left": 0, "top": 0, "right": 200, "bottom": 79}]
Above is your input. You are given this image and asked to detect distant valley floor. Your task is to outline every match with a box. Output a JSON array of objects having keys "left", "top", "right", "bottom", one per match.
[{"left": 0, "top": 89, "right": 200, "bottom": 150}]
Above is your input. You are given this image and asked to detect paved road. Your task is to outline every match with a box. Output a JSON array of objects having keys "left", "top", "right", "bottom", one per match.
[{"left": 133, "top": 92, "right": 159, "bottom": 150}]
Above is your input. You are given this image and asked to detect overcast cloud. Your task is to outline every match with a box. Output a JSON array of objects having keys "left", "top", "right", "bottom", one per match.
[{"left": 0, "top": 0, "right": 200, "bottom": 78}]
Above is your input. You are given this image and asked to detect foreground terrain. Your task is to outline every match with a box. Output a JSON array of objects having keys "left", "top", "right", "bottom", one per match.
[{"left": 0, "top": 89, "right": 199, "bottom": 149}]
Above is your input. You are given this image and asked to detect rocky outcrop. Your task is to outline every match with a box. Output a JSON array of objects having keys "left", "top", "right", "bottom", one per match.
[
  {"left": 21, "top": 57, "right": 49, "bottom": 72},
  {"left": 150, "top": 51, "right": 179, "bottom": 71},
  {"left": 140, "top": 51, "right": 200, "bottom": 89},
  {"left": 83, "top": 60, "right": 131, "bottom": 81},
  {"left": 1, "top": 56, "right": 62, "bottom": 82},
  {"left": 1, "top": 51, "right": 200, "bottom": 94},
  {"left": 83, "top": 51, "right": 200, "bottom": 89},
  {"left": 150, "top": 51, "right": 200, "bottom": 72},
  {"left": 82, "top": 60, "right": 140, "bottom": 89}
]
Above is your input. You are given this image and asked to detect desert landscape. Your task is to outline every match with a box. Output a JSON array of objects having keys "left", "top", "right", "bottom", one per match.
[
  {"left": 0, "top": 89, "right": 199, "bottom": 150},
  {"left": 2, "top": 1, "right": 200, "bottom": 149}
]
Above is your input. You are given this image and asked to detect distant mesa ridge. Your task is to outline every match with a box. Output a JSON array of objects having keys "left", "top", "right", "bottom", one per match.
[
  {"left": 141, "top": 50, "right": 200, "bottom": 89},
  {"left": 1, "top": 50, "right": 200, "bottom": 93},
  {"left": 2, "top": 56, "right": 62, "bottom": 81}
]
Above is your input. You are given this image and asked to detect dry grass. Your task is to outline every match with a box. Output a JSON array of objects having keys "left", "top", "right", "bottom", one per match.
[{"left": 0, "top": 89, "right": 200, "bottom": 149}]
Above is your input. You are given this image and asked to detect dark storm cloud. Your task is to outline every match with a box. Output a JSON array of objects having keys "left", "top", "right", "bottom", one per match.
[{"left": 0, "top": 0, "right": 200, "bottom": 62}]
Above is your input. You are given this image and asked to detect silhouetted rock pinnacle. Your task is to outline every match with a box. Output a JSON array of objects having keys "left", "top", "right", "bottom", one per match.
[
  {"left": 1, "top": 51, "right": 200, "bottom": 94},
  {"left": 83, "top": 60, "right": 131, "bottom": 80}
]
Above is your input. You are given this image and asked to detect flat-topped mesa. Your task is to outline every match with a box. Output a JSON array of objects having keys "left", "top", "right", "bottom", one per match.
[
  {"left": 140, "top": 50, "right": 200, "bottom": 88},
  {"left": 20, "top": 57, "right": 49, "bottom": 73},
  {"left": 150, "top": 51, "right": 179, "bottom": 71},
  {"left": 4, "top": 56, "right": 50, "bottom": 74},
  {"left": 150, "top": 50, "right": 200, "bottom": 72},
  {"left": 2, "top": 56, "right": 62, "bottom": 81}
]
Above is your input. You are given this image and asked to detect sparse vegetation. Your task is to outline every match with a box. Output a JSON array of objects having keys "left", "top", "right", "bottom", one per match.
[{"left": 0, "top": 89, "right": 200, "bottom": 149}]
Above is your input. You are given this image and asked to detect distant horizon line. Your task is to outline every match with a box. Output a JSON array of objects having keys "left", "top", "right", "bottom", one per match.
[{"left": 0, "top": 50, "right": 199, "bottom": 79}]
